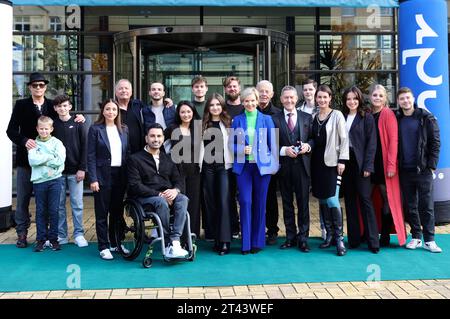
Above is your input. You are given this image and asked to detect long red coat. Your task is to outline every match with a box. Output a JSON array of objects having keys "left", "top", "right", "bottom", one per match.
[{"left": 372, "top": 107, "right": 406, "bottom": 246}]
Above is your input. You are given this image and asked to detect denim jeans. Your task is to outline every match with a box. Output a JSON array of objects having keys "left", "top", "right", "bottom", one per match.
[
  {"left": 138, "top": 194, "right": 188, "bottom": 245},
  {"left": 33, "top": 177, "right": 63, "bottom": 241},
  {"left": 15, "top": 166, "right": 33, "bottom": 236},
  {"left": 58, "top": 174, "right": 84, "bottom": 239}
]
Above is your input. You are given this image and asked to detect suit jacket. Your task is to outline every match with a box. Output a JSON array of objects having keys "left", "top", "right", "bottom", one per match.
[
  {"left": 87, "top": 123, "right": 129, "bottom": 187},
  {"left": 125, "top": 99, "right": 155, "bottom": 153},
  {"left": 346, "top": 112, "right": 376, "bottom": 174},
  {"left": 7, "top": 97, "right": 56, "bottom": 167},
  {"left": 229, "top": 110, "right": 279, "bottom": 175},
  {"left": 272, "top": 109, "right": 314, "bottom": 177}
]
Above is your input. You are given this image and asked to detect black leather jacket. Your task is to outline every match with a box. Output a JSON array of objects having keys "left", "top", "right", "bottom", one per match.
[{"left": 396, "top": 106, "right": 440, "bottom": 172}]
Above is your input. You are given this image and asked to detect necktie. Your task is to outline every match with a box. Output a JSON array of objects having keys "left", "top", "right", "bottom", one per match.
[{"left": 287, "top": 113, "right": 295, "bottom": 132}]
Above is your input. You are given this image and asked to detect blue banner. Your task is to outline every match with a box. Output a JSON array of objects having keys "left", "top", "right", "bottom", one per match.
[
  {"left": 399, "top": 0, "right": 450, "bottom": 204},
  {"left": 11, "top": 0, "right": 398, "bottom": 7}
]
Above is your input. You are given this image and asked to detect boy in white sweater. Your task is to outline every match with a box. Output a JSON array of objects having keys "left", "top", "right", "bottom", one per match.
[{"left": 28, "top": 116, "right": 66, "bottom": 252}]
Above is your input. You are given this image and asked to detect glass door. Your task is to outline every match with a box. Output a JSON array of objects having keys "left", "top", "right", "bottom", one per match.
[{"left": 138, "top": 39, "right": 265, "bottom": 104}]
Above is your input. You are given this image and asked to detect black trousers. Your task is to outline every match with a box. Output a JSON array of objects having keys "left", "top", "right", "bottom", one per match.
[
  {"left": 179, "top": 165, "right": 201, "bottom": 237},
  {"left": 228, "top": 172, "right": 240, "bottom": 234},
  {"left": 202, "top": 164, "right": 232, "bottom": 243},
  {"left": 343, "top": 151, "right": 379, "bottom": 249},
  {"left": 400, "top": 169, "right": 435, "bottom": 242},
  {"left": 279, "top": 160, "right": 310, "bottom": 243},
  {"left": 265, "top": 174, "right": 280, "bottom": 236},
  {"left": 93, "top": 167, "right": 126, "bottom": 251}
]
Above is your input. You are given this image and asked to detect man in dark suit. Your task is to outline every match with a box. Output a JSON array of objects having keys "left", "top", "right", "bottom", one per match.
[
  {"left": 115, "top": 79, "right": 155, "bottom": 154},
  {"left": 7, "top": 73, "right": 57, "bottom": 248},
  {"left": 127, "top": 123, "right": 189, "bottom": 258},
  {"left": 272, "top": 86, "right": 313, "bottom": 252}
]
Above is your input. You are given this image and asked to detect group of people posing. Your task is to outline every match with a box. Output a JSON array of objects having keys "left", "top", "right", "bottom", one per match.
[{"left": 7, "top": 72, "right": 442, "bottom": 261}]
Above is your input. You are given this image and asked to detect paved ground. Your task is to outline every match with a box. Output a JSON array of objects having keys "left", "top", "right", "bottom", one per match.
[{"left": 1, "top": 195, "right": 450, "bottom": 299}]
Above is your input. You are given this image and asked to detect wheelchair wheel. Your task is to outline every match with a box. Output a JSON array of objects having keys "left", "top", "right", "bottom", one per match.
[
  {"left": 115, "top": 199, "right": 144, "bottom": 261},
  {"left": 143, "top": 257, "right": 153, "bottom": 268}
]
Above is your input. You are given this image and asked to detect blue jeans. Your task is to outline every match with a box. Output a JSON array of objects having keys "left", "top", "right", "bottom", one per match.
[
  {"left": 138, "top": 194, "right": 188, "bottom": 245},
  {"left": 33, "top": 177, "right": 63, "bottom": 242},
  {"left": 58, "top": 174, "right": 84, "bottom": 239},
  {"left": 15, "top": 166, "right": 33, "bottom": 236}
]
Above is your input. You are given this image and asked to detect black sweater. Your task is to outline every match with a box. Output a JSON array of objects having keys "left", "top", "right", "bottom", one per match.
[
  {"left": 127, "top": 149, "right": 183, "bottom": 198},
  {"left": 53, "top": 117, "right": 87, "bottom": 174}
]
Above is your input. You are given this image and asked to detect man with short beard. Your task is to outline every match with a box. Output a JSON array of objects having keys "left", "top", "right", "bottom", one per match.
[
  {"left": 145, "top": 82, "right": 176, "bottom": 131},
  {"left": 222, "top": 76, "right": 244, "bottom": 238}
]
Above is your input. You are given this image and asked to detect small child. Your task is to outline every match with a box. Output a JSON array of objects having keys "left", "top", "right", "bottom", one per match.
[
  {"left": 28, "top": 116, "right": 66, "bottom": 252},
  {"left": 52, "top": 95, "right": 88, "bottom": 247}
]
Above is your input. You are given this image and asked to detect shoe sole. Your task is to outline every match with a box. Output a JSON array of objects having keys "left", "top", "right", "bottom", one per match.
[{"left": 424, "top": 247, "right": 442, "bottom": 253}]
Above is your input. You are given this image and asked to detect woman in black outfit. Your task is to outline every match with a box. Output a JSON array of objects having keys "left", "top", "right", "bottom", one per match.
[
  {"left": 165, "top": 100, "right": 202, "bottom": 237},
  {"left": 341, "top": 86, "right": 380, "bottom": 253},
  {"left": 200, "top": 93, "right": 233, "bottom": 255}
]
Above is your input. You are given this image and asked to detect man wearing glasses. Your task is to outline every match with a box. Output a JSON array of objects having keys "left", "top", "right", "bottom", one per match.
[{"left": 7, "top": 73, "right": 59, "bottom": 248}]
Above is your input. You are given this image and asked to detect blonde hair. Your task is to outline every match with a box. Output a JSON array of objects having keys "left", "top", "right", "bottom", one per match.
[
  {"left": 37, "top": 115, "right": 53, "bottom": 127},
  {"left": 240, "top": 87, "right": 259, "bottom": 102},
  {"left": 369, "top": 84, "right": 390, "bottom": 107}
]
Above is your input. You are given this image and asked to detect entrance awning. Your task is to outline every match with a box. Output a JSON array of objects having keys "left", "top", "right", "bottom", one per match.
[{"left": 11, "top": 0, "right": 399, "bottom": 7}]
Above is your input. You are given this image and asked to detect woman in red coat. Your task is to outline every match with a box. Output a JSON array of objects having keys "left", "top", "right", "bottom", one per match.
[{"left": 369, "top": 84, "right": 406, "bottom": 247}]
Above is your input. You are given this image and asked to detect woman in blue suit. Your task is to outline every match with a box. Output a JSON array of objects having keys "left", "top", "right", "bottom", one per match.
[
  {"left": 87, "top": 99, "right": 129, "bottom": 260},
  {"left": 230, "top": 87, "right": 279, "bottom": 254}
]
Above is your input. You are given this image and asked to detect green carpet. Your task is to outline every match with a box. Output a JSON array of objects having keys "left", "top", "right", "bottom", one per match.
[{"left": 1, "top": 235, "right": 450, "bottom": 292}]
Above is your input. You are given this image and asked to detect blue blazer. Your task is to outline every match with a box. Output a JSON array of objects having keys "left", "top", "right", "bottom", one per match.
[
  {"left": 87, "top": 123, "right": 129, "bottom": 187},
  {"left": 142, "top": 105, "right": 176, "bottom": 132},
  {"left": 229, "top": 110, "right": 279, "bottom": 176}
]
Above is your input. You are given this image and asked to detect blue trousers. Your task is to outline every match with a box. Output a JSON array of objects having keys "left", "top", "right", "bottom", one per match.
[
  {"left": 33, "top": 177, "right": 63, "bottom": 242},
  {"left": 236, "top": 163, "right": 271, "bottom": 251}
]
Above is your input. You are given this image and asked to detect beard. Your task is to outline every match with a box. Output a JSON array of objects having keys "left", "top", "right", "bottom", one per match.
[{"left": 227, "top": 92, "right": 240, "bottom": 102}]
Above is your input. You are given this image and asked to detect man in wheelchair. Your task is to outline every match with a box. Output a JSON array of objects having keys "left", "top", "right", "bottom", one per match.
[{"left": 127, "top": 123, "right": 189, "bottom": 258}]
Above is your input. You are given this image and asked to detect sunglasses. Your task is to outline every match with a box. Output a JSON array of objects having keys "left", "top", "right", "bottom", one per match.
[{"left": 31, "top": 83, "right": 47, "bottom": 89}]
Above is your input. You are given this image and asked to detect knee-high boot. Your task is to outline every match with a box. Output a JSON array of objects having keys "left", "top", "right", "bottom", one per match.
[
  {"left": 331, "top": 206, "right": 346, "bottom": 256},
  {"left": 319, "top": 204, "right": 333, "bottom": 249}
]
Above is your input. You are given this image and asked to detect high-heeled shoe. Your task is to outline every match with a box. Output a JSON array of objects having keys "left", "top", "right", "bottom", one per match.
[{"left": 218, "top": 242, "right": 230, "bottom": 256}]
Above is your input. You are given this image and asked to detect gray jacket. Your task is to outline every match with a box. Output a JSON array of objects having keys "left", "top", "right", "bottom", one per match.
[{"left": 313, "top": 110, "right": 349, "bottom": 166}]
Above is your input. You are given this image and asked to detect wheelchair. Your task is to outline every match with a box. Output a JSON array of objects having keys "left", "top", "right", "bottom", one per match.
[{"left": 114, "top": 198, "right": 197, "bottom": 268}]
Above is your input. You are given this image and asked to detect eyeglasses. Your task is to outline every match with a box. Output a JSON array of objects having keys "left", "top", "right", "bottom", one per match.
[{"left": 31, "top": 83, "right": 46, "bottom": 89}]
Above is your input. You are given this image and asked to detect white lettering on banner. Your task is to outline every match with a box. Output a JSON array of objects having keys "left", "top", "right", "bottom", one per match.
[
  {"left": 417, "top": 90, "right": 436, "bottom": 112},
  {"left": 402, "top": 48, "right": 442, "bottom": 86},
  {"left": 416, "top": 14, "right": 438, "bottom": 45},
  {"left": 402, "top": 14, "right": 442, "bottom": 109}
]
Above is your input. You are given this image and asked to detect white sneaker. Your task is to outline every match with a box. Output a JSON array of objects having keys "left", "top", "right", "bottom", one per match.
[
  {"left": 44, "top": 240, "right": 52, "bottom": 248},
  {"left": 166, "top": 240, "right": 188, "bottom": 258},
  {"left": 110, "top": 245, "right": 130, "bottom": 255},
  {"left": 57, "top": 237, "right": 69, "bottom": 245},
  {"left": 424, "top": 241, "right": 442, "bottom": 253},
  {"left": 100, "top": 249, "right": 114, "bottom": 260},
  {"left": 74, "top": 235, "right": 89, "bottom": 248},
  {"left": 406, "top": 238, "right": 423, "bottom": 249}
]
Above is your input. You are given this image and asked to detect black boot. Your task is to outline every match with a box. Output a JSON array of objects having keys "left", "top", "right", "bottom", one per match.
[
  {"left": 319, "top": 204, "right": 333, "bottom": 249},
  {"left": 331, "top": 207, "right": 346, "bottom": 256}
]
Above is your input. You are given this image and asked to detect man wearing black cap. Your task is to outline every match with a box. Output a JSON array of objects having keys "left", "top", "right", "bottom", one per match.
[{"left": 7, "top": 73, "right": 59, "bottom": 248}]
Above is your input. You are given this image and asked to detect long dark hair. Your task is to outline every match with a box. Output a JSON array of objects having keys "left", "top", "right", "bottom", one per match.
[
  {"left": 203, "top": 93, "right": 231, "bottom": 131},
  {"left": 174, "top": 100, "right": 201, "bottom": 130},
  {"left": 95, "top": 99, "right": 123, "bottom": 133},
  {"left": 342, "top": 86, "right": 366, "bottom": 117}
]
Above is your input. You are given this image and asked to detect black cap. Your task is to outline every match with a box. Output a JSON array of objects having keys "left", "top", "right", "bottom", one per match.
[{"left": 27, "top": 72, "right": 49, "bottom": 85}]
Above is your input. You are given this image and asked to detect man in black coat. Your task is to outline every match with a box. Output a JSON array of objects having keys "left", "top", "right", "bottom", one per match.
[
  {"left": 272, "top": 86, "right": 314, "bottom": 252},
  {"left": 396, "top": 87, "right": 441, "bottom": 253},
  {"left": 127, "top": 123, "right": 189, "bottom": 258},
  {"left": 256, "top": 80, "right": 281, "bottom": 245},
  {"left": 7, "top": 73, "right": 57, "bottom": 248}
]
